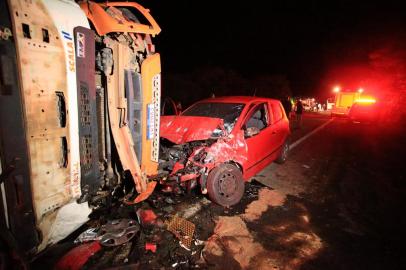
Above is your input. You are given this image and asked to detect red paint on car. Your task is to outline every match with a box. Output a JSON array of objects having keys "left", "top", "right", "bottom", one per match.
[
  {"left": 160, "top": 115, "right": 224, "bottom": 144},
  {"left": 159, "top": 96, "right": 290, "bottom": 206}
]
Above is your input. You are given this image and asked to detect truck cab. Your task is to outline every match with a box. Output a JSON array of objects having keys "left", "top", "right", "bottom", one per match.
[{"left": 0, "top": 0, "right": 161, "bottom": 258}]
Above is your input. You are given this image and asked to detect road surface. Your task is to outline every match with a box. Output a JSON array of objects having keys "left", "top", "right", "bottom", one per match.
[
  {"left": 33, "top": 113, "right": 406, "bottom": 270},
  {"left": 244, "top": 116, "right": 406, "bottom": 270}
]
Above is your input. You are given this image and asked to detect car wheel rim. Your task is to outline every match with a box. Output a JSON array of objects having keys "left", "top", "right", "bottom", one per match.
[{"left": 218, "top": 172, "right": 237, "bottom": 198}]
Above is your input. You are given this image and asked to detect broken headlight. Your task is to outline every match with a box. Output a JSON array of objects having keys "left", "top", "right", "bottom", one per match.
[{"left": 211, "top": 128, "right": 224, "bottom": 138}]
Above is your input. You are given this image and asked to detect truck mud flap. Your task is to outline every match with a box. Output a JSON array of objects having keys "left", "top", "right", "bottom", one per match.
[
  {"left": 0, "top": 0, "right": 38, "bottom": 253},
  {"left": 74, "top": 26, "right": 100, "bottom": 195}
]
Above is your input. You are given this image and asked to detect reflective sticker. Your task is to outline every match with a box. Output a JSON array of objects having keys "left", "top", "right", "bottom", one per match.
[
  {"left": 147, "top": 103, "right": 154, "bottom": 140},
  {"left": 151, "top": 74, "right": 161, "bottom": 162},
  {"left": 76, "top": 32, "right": 85, "bottom": 58}
]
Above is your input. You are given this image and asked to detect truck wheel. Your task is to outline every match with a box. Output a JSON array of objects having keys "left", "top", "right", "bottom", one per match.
[
  {"left": 275, "top": 141, "right": 289, "bottom": 164},
  {"left": 207, "top": 164, "right": 245, "bottom": 207}
]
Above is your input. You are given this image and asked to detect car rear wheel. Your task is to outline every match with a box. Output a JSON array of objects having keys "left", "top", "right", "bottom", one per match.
[
  {"left": 207, "top": 164, "right": 245, "bottom": 207},
  {"left": 275, "top": 140, "right": 289, "bottom": 164}
]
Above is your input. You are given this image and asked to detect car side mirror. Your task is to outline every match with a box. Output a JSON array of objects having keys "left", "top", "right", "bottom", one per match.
[{"left": 244, "top": 126, "right": 260, "bottom": 138}]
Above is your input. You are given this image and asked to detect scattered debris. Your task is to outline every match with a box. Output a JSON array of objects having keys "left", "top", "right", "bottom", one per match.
[
  {"left": 177, "top": 197, "right": 211, "bottom": 219},
  {"left": 99, "top": 219, "right": 139, "bottom": 247},
  {"left": 194, "top": 239, "right": 205, "bottom": 246},
  {"left": 166, "top": 216, "right": 195, "bottom": 249},
  {"left": 145, "top": 242, "right": 157, "bottom": 253},
  {"left": 136, "top": 209, "right": 158, "bottom": 226},
  {"left": 74, "top": 219, "right": 139, "bottom": 247},
  {"left": 165, "top": 197, "right": 175, "bottom": 204},
  {"left": 74, "top": 228, "right": 99, "bottom": 244},
  {"left": 55, "top": 241, "right": 101, "bottom": 270}
]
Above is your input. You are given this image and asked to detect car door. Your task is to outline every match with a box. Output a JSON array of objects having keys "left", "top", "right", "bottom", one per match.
[
  {"left": 270, "top": 101, "right": 287, "bottom": 149},
  {"left": 242, "top": 102, "right": 275, "bottom": 173}
]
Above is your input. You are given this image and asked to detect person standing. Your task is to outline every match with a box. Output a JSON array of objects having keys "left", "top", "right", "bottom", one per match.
[
  {"left": 296, "top": 99, "right": 303, "bottom": 129},
  {"left": 282, "top": 96, "right": 292, "bottom": 119}
]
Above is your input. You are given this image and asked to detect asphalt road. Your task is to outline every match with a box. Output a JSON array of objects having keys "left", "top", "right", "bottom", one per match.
[
  {"left": 255, "top": 115, "right": 406, "bottom": 270},
  {"left": 32, "top": 113, "right": 406, "bottom": 270}
]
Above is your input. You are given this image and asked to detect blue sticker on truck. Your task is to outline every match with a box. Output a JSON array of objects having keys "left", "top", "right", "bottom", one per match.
[{"left": 147, "top": 104, "right": 155, "bottom": 140}]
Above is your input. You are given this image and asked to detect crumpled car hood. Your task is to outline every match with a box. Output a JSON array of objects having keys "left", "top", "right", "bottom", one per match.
[{"left": 160, "top": 116, "right": 224, "bottom": 144}]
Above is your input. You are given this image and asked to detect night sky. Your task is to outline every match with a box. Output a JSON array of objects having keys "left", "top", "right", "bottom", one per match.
[{"left": 138, "top": 0, "right": 406, "bottom": 97}]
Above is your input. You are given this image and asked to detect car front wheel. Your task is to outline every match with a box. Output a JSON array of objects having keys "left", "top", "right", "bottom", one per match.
[{"left": 207, "top": 164, "right": 245, "bottom": 207}]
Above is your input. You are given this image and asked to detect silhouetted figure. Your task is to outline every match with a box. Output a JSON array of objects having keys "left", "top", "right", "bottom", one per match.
[
  {"left": 282, "top": 96, "right": 292, "bottom": 119},
  {"left": 296, "top": 100, "right": 303, "bottom": 129}
]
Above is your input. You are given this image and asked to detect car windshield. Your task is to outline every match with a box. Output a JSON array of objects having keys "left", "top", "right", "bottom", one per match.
[{"left": 182, "top": 102, "right": 245, "bottom": 133}]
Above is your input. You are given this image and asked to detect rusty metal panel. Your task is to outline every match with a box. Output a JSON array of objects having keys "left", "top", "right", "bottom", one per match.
[
  {"left": 74, "top": 26, "right": 100, "bottom": 194},
  {"left": 0, "top": 0, "right": 39, "bottom": 254},
  {"left": 4, "top": 0, "right": 90, "bottom": 252}
]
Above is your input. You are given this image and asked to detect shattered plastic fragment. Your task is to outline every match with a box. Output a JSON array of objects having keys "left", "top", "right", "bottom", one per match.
[
  {"left": 55, "top": 241, "right": 101, "bottom": 270},
  {"left": 166, "top": 216, "right": 195, "bottom": 249},
  {"left": 145, "top": 242, "right": 157, "bottom": 253},
  {"left": 136, "top": 209, "right": 158, "bottom": 226},
  {"left": 194, "top": 239, "right": 205, "bottom": 246},
  {"left": 74, "top": 228, "right": 99, "bottom": 243}
]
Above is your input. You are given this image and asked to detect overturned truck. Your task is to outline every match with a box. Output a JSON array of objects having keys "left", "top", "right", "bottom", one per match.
[{"left": 0, "top": 0, "right": 161, "bottom": 257}]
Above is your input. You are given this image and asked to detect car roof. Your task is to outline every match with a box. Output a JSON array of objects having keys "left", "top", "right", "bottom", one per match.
[{"left": 196, "top": 96, "right": 280, "bottom": 104}]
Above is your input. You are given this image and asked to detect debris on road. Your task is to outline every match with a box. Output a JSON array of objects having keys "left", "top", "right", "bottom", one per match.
[
  {"left": 166, "top": 216, "right": 196, "bottom": 249},
  {"left": 73, "top": 219, "right": 139, "bottom": 247},
  {"left": 99, "top": 219, "right": 140, "bottom": 246},
  {"left": 55, "top": 241, "right": 101, "bottom": 270},
  {"left": 74, "top": 228, "right": 99, "bottom": 244},
  {"left": 145, "top": 242, "right": 157, "bottom": 253},
  {"left": 136, "top": 209, "right": 158, "bottom": 226}
]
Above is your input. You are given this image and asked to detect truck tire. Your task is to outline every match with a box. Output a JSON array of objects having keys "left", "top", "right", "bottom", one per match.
[{"left": 207, "top": 164, "right": 245, "bottom": 207}]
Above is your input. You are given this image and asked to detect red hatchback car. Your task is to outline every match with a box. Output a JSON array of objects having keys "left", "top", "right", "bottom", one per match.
[{"left": 159, "top": 96, "right": 290, "bottom": 206}]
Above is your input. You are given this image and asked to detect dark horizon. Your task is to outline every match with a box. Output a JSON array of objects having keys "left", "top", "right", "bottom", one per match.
[{"left": 139, "top": 0, "right": 406, "bottom": 99}]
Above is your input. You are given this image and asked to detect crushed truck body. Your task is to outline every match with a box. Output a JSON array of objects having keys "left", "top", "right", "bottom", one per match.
[{"left": 0, "top": 0, "right": 161, "bottom": 257}]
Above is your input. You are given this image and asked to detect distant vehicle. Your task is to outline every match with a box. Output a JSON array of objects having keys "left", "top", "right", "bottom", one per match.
[
  {"left": 326, "top": 98, "right": 335, "bottom": 110},
  {"left": 302, "top": 103, "right": 312, "bottom": 111},
  {"left": 348, "top": 98, "right": 379, "bottom": 124},
  {"left": 159, "top": 96, "right": 291, "bottom": 207},
  {"left": 331, "top": 91, "right": 361, "bottom": 116}
]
